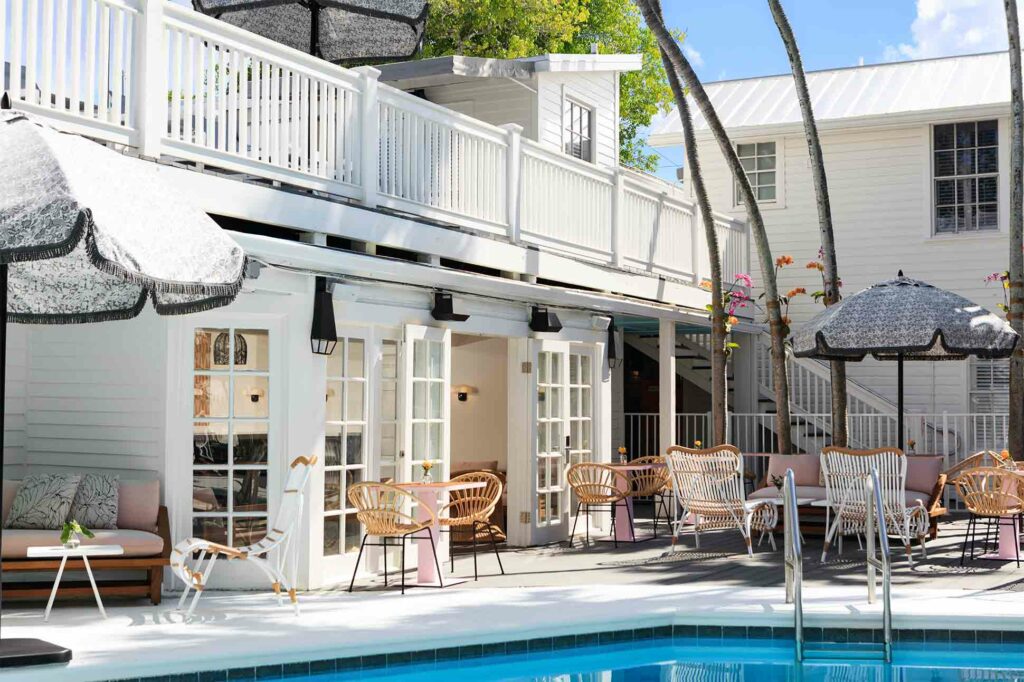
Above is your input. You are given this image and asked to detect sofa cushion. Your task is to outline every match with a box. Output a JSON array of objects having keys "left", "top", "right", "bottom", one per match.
[
  {"left": 749, "top": 485, "right": 826, "bottom": 501},
  {"left": 766, "top": 455, "right": 821, "bottom": 488},
  {"left": 906, "top": 490, "right": 933, "bottom": 509},
  {"left": 69, "top": 474, "right": 120, "bottom": 530},
  {"left": 906, "top": 457, "right": 943, "bottom": 498},
  {"left": 4, "top": 474, "right": 80, "bottom": 530},
  {"left": 117, "top": 480, "right": 160, "bottom": 532},
  {"left": 1, "top": 528, "right": 164, "bottom": 559}
]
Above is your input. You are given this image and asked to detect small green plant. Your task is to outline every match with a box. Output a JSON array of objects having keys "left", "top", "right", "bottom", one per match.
[
  {"left": 770, "top": 474, "right": 785, "bottom": 491},
  {"left": 60, "top": 520, "right": 95, "bottom": 546}
]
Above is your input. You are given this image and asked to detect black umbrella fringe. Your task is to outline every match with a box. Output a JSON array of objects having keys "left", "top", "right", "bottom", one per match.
[
  {"left": 150, "top": 290, "right": 240, "bottom": 316},
  {"left": 7, "top": 288, "right": 148, "bottom": 325},
  {"left": 0, "top": 210, "right": 87, "bottom": 264},
  {"left": 795, "top": 328, "right": 1018, "bottom": 361}
]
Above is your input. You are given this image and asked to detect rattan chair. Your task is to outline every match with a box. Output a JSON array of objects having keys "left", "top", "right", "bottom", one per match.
[
  {"left": 664, "top": 445, "right": 777, "bottom": 556},
  {"left": 347, "top": 482, "right": 444, "bottom": 594},
  {"left": 955, "top": 467, "right": 1023, "bottom": 568},
  {"left": 820, "top": 447, "right": 929, "bottom": 566},
  {"left": 439, "top": 471, "right": 505, "bottom": 580},
  {"left": 629, "top": 455, "right": 672, "bottom": 538},
  {"left": 566, "top": 462, "right": 632, "bottom": 547}
]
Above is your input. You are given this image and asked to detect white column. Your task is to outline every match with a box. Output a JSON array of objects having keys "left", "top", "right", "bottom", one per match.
[
  {"left": 354, "top": 66, "right": 381, "bottom": 210},
  {"left": 502, "top": 123, "right": 523, "bottom": 243},
  {"left": 133, "top": 0, "right": 166, "bottom": 159},
  {"left": 658, "top": 319, "right": 676, "bottom": 455}
]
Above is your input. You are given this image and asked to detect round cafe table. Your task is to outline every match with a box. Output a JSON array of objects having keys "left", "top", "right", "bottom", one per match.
[{"left": 395, "top": 480, "right": 486, "bottom": 586}]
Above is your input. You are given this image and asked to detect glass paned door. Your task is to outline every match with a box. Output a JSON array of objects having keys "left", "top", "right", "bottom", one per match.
[
  {"left": 532, "top": 339, "right": 571, "bottom": 543},
  {"left": 401, "top": 325, "right": 451, "bottom": 485},
  {"left": 567, "top": 348, "right": 594, "bottom": 512}
]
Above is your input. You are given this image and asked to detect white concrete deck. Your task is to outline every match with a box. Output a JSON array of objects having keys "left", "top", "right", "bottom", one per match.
[{"left": 2, "top": 582, "right": 1023, "bottom": 682}]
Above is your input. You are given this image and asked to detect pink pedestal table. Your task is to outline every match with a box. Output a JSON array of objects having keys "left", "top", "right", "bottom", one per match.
[
  {"left": 598, "top": 462, "right": 667, "bottom": 543},
  {"left": 395, "top": 480, "right": 486, "bottom": 586}
]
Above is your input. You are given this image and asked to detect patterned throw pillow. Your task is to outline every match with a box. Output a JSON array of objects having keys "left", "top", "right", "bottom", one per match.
[
  {"left": 69, "top": 474, "right": 120, "bottom": 529},
  {"left": 4, "top": 474, "right": 81, "bottom": 530}
]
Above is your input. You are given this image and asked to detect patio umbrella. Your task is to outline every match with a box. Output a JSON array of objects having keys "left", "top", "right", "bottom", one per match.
[
  {"left": 790, "top": 272, "right": 1018, "bottom": 448},
  {"left": 192, "top": 0, "right": 429, "bottom": 64},
  {"left": 0, "top": 105, "right": 246, "bottom": 667}
]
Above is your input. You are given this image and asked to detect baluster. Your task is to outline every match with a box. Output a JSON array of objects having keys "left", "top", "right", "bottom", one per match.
[
  {"left": 10, "top": 0, "right": 22, "bottom": 103},
  {"left": 55, "top": 0, "right": 68, "bottom": 113},
  {"left": 25, "top": 0, "right": 38, "bottom": 104}
]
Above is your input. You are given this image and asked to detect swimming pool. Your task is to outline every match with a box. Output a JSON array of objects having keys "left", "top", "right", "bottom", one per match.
[{"left": 293, "top": 637, "right": 1024, "bottom": 681}]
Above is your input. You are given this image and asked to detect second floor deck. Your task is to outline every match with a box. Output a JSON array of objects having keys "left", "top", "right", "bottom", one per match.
[{"left": 1, "top": 0, "right": 749, "bottom": 298}]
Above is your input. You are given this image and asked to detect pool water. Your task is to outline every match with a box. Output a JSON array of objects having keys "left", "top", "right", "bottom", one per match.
[{"left": 305, "top": 638, "right": 1024, "bottom": 681}]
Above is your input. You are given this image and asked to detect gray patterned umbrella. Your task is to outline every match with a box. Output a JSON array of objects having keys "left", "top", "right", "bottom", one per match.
[
  {"left": 791, "top": 273, "right": 1018, "bottom": 447},
  {"left": 0, "top": 108, "right": 245, "bottom": 667},
  {"left": 192, "top": 0, "right": 429, "bottom": 64}
]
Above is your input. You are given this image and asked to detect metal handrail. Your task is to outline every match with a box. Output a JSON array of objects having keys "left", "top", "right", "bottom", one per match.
[
  {"left": 782, "top": 468, "right": 804, "bottom": 661},
  {"left": 864, "top": 466, "right": 893, "bottom": 662}
]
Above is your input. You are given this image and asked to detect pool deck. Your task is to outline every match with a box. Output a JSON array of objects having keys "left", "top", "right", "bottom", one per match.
[{"left": 2, "top": 517, "right": 1022, "bottom": 682}]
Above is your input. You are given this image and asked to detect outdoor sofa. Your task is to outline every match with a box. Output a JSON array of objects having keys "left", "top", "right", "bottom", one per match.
[
  {"left": 748, "top": 453, "right": 948, "bottom": 538},
  {"left": 1, "top": 479, "right": 170, "bottom": 605}
]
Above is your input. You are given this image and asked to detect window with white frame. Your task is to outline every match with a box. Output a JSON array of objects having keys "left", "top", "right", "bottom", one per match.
[
  {"left": 969, "top": 358, "right": 1009, "bottom": 414},
  {"left": 378, "top": 339, "right": 400, "bottom": 484},
  {"left": 563, "top": 98, "right": 593, "bottom": 162},
  {"left": 934, "top": 120, "right": 998, "bottom": 234},
  {"left": 323, "top": 337, "right": 368, "bottom": 557},
  {"left": 735, "top": 142, "right": 777, "bottom": 204},
  {"left": 192, "top": 328, "right": 270, "bottom": 547}
]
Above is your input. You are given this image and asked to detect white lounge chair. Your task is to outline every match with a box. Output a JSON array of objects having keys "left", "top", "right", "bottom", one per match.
[
  {"left": 665, "top": 445, "right": 778, "bottom": 556},
  {"left": 170, "top": 455, "right": 316, "bottom": 619},
  {"left": 820, "top": 447, "right": 928, "bottom": 566}
]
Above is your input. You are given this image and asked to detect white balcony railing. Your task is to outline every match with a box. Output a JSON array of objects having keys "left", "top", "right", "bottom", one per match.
[{"left": 1, "top": 0, "right": 748, "bottom": 284}]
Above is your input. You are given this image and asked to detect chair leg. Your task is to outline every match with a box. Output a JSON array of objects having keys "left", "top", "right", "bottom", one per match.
[
  {"left": 624, "top": 498, "right": 636, "bottom": 542},
  {"left": 568, "top": 502, "right": 582, "bottom": 547},
  {"left": 611, "top": 501, "right": 618, "bottom": 549},
  {"left": 382, "top": 536, "right": 389, "bottom": 587},
  {"left": 348, "top": 534, "right": 368, "bottom": 593},
  {"left": 400, "top": 534, "right": 407, "bottom": 595},
  {"left": 959, "top": 515, "right": 972, "bottom": 567},
  {"left": 186, "top": 554, "right": 218, "bottom": 619},
  {"left": 427, "top": 528, "right": 444, "bottom": 589},
  {"left": 471, "top": 521, "right": 479, "bottom": 581},
  {"left": 487, "top": 522, "right": 505, "bottom": 575},
  {"left": 651, "top": 494, "right": 659, "bottom": 539}
]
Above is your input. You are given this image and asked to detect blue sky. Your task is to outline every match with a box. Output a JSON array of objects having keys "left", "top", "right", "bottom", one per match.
[{"left": 649, "top": 0, "right": 1015, "bottom": 180}]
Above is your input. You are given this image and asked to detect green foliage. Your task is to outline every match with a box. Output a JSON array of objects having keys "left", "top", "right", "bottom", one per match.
[
  {"left": 421, "top": 0, "right": 681, "bottom": 172},
  {"left": 60, "top": 520, "right": 95, "bottom": 545}
]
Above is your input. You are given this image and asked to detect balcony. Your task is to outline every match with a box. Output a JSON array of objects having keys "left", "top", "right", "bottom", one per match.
[{"left": 1, "top": 0, "right": 748, "bottom": 286}]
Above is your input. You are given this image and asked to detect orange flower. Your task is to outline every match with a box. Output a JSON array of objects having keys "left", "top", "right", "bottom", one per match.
[
  {"left": 694, "top": 440, "right": 702, "bottom": 448},
  {"left": 775, "top": 255, "right": 794, "bottom": 267},
  {"left": 806, "top": 261, "right": 820, "bottom": 270},
  {"left": 728, "top": 315, "right": 739, "bottom": 326},
  {"left": 782, "top": 315, "right": 792, "bottom": 326},
  {"left": 698, "top": 278, "right": 713, "bottom": 291},
  {"left": 786, "top": 287, "right": 807, "bottom": 298}
]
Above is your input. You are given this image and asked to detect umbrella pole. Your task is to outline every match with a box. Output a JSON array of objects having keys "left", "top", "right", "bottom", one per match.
[
  {"left": 0, "top": 264, "right": 73, "bottom": 667},
  {"left": 310, "top": 1, "right": 321, "bottom": 58},
  {"left": 897, "top": 354, "right": 904, "bottom": 449}
]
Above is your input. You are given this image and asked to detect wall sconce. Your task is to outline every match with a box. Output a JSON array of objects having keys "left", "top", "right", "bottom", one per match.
[
  {"left": 529, "top": 305, "right": 562, "bottom": 333},
  {"left": 607, "top": 319, "right": 622, "bottom": 369},
  {"left": 310, "top": 276, "right": 338, "bottom": 356},
  {"left": 248, "top": 389, "right": 266, "bottom": 403},
  {"left": 453, "top": 385, "right": 478, "bottom": 402}
]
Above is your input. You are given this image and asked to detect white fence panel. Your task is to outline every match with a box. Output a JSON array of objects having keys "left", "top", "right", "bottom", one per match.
[{"left": 620, "top": 170, "right": 695, "bottom": 278}]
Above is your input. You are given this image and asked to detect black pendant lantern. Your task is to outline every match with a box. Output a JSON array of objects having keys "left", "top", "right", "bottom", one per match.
[
  {"left": 430, "top": 292, "right": 470, "bottom": 322},
  {"left": 310, "top": 277, "right": 338, "bottom": 355},
  {"left": 213, "top": 332, "right": 248, "bottom": 366},
  {"left": 529, "top": 306, "right": 562, "bottom": 333},
  {"left": 607, "top": 319, "right": 621, "bottom": 369}
]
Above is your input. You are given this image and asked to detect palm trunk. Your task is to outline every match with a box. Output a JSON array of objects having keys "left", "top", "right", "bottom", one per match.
[
  {"left": 657, "top": 47, "right": 727, "bottom": 445},
  {"left": 637, "top": 0, "right": 792, "bottom": 453},
  {"left": 767, "top": 0, "right": 847, "bottom": 447},
  {"left": 1005, "top": 0, "right": 1024, "bottom": 460}
]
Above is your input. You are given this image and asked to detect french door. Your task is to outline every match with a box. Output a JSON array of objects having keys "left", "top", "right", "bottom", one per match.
[
  {"left": 531, "top": 339, "right": 571, "bottom": 544},
  {"left": 400, "top": 325, "right": 452, "bottom": 487}
]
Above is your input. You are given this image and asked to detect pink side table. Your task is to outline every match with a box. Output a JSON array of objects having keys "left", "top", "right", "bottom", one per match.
[
  {"left": 395, "top": 480, "right": 486, "bottom": 586},
  {"left": 599, "top": 462, "right": 666, "bottom": 543}
]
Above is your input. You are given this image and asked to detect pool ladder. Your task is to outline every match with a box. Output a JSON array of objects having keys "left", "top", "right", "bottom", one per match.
[{"left": 783, "top": 467, "right": 892, "bottom": 663}]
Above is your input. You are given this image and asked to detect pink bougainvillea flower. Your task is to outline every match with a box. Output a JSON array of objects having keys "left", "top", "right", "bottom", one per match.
[{"left": 734, "top": 273, "right": 753, "bottom": 288}]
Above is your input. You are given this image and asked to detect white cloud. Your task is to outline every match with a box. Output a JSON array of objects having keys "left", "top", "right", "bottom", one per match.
[
  {"left": 683, "top": 44, "right": 704, "bottom": 68},
  {"left": 883, "top": 0, "right": 1013, "bottom": 61}
]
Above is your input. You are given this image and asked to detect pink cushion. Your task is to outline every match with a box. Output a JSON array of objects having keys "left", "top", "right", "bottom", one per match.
[
  {"left": 750, "top": 485, "right": 826, "bottom": 501},
  {"left": 906, "top": 457, "right": 942, "bottom": 498},
  {"left": 2, "top": 480, "right": 19, "bottom": 525},
  {"left": 117, "top": 480, "right": 160, "bottom": 532},
  {"left": 766, "top": 455, "right": 821, "bottom": 487},
  {"left": 906, "top": 490, "right": 932, "bottom": 508},
  {"left": 1, "top": 528, "right": 163, "bottom": 559}
]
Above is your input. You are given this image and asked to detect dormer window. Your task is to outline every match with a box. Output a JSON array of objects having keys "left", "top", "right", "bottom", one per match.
[
  {"left": 564, "top": 99, "right": 593, "bottom": 162},
  {"left": 735, "top": 142, "right": 777, "bottom": 204}
]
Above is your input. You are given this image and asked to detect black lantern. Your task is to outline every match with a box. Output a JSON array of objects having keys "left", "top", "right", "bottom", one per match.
[
  {"left": 529, "top": 306, "right": 562, "bottom": 333},
  {"left": 607, "top": 319, "right": 621, "bottom": 369},
  {"left": 213, "top": 331, "right": 248, "bottom": 366},
  {"left": 310, "top": 276, "right": 338, "bottom": 355},
  {"left": 430, "top": 291, "right": 469, "bottom": 322}
]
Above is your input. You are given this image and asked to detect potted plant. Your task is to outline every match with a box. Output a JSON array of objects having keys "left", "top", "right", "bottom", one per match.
[
  {"left": 60, "top": 520, "right": 95, "bottom": 550},
  {"left": 420, "top": 460, "right": 434, "bottom": 483},
  {"left": 906, "top": 438, "right": 916, "bottom": 456},
  {"left": 771, "top": 474, "right": 785, "bottom": 492},
  {"left": 617, "top": 446, "right": 627, "bottom": 463}
]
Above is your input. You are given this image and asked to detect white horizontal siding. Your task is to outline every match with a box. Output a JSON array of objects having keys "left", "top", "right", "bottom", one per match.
[
  {"left": 3, "top": 325, "right": 28, "bottom": 466},
  {"left": 536, "top": 71, "right": 618, "bottom": 168},
  {"left": 693, "top": 119, "right": 1011, "bottom": 414},
  {"left": 422, "top": 79, "right": 536, "bottom": 141}
]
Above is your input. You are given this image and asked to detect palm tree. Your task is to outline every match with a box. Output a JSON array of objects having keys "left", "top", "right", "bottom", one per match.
[
  {"left": 636, "top": 0, "right": 793, "bottom": 453},
  {"left": 657, "top": 46, "right": 727, "bottom": 445},
  {"left": 767, "top": 0, "right": 848, "bottom": 447},
  {"left": 1004, "top": 0, "right": 1024, "bottom": 460}
]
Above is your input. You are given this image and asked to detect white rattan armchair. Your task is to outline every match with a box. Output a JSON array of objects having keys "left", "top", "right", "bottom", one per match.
[
  {"left": 665, "top": 445, "right": 778, "bottom": 556},
  {"left": 170, "top": 455, "right": 316, "bottom": 619},
  {"left": 819, "top": 447, "right": 928, "bottom": 566}
]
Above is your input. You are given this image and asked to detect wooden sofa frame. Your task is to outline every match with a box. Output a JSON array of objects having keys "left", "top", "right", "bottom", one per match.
[{"left": 0, "top": 506, "right": 171, "bottom": 605}]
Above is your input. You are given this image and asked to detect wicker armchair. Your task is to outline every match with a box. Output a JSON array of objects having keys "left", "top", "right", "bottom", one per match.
[
  {"left": 346, "top": 482, "right": 443, "bottom": 594},
  {"left": 820, "top": 447, "right": 929, "bottom": 566},
  {"left": 439, "top": 472, "right": 505, "bottom": 580},
  {"left": 664, "top": 445, "right": 777, "bottom": 556},
  {"left": 955, "top": 467, "right": 1023, "bottom": 568},
  {"left": 566, "top": 463, "right": 632, "bottom": 547},
  {"left": 629, "top": 455, "right": 672, "bottom": 538}
]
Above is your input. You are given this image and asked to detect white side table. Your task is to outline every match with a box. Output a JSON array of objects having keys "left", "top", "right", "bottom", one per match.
[{"left": 26, "top": 545, "right": 124, "bottom": 621}]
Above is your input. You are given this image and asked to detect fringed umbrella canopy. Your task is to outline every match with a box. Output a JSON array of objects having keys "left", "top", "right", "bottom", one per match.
[
  {"left": 791, "top": 274, "right": 1018, "bottom": 361},
  {"left": 192, "top": 0, "right": 429, "bottom": 64},
  {"left": 0, "top": 111, "right": 246, "bottom": 323}
]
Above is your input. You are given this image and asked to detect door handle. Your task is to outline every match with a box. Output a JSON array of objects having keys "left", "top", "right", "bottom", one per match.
[{"left": 399, "top": 450, "right": 405, "bottom": 459}]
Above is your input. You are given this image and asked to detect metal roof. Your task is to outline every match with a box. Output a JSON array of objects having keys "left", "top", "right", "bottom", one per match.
[{"left": 649, "top": 50, "right": 1012, "bottom": 146}]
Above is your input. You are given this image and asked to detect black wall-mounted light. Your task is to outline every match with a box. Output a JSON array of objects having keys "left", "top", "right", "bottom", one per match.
[
  {"left": 607, "top": 319, "right": 622, "bottom": 369},
  {"left": 310, "top": 276, "right": 338, "bottom": 355},
  {"left": 430, "top": 292, "right": 469, "bottom": 322},
  {"left": 529, "top": 306, "right": 562, "bottom": 333}
]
